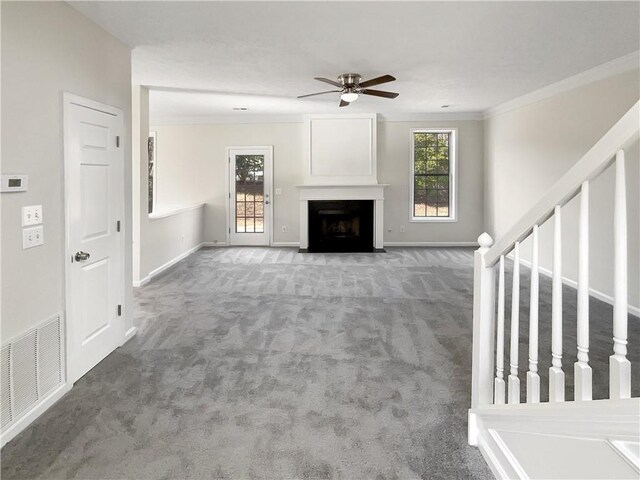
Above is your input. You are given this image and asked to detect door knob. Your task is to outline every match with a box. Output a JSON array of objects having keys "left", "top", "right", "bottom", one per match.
[{"left": 75, "top": 251, "right": 91, "bottom": 262}]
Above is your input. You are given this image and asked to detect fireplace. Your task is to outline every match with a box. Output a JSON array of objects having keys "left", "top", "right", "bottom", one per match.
[{"left": 308, "top": 200, "right": 374, "bottom": 252}]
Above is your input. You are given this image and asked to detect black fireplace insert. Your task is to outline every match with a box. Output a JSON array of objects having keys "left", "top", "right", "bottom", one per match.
[{"left": 308, "top": 200, "right": 374, "bottom": 252}]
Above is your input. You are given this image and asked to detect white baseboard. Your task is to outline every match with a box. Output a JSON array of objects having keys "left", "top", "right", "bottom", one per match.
[
  {"left": 201, "top": 242, "right": 228, "bottom": 247},
  {"left": 513, "top": 255, "right": 640, "bottom": 317},
  {"left": 0, "top": 382, "right": 72, "bottom": 448},
  {"left": 133, "top": 242, "right": 205, "bottom": 288},
  {"left": 132, "top": 276, "right": 150, "bottom": 288},
  {"left": 123, "top": 326, "right": 138, "bottom": 344},
  {"left": 384, "top": 241, "right": 478, "bottom": 247},
  {"left": 271, "top": 241, "right": 300, "bottom": 247}
]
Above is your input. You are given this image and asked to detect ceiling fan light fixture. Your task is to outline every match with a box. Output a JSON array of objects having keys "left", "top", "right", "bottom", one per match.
[{"left": 341, "top": 92, "right": 359, "bottom": 103}]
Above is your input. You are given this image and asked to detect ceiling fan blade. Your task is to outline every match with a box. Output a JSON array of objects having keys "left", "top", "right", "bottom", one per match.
[
  {"left": 314, "top": 77, "right": 343, "bottom": 88},
  {"left": 358, "top": 74, "right": 396, "bottom": 88},
  {"left": 297, "top": 90, "right": 340, "bottom": 99},
  {"left": 360, "top": 89, "right": 399, "bottom": 99},
  {"left": 339, "top": 99, "right": 350, "bottom": 107}
]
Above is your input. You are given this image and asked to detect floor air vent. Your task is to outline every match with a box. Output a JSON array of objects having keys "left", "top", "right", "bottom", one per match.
[{"left": 0, "top": 314, "right": 65, "bottom": 435}]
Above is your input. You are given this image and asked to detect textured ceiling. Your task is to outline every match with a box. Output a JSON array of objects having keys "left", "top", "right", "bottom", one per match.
[{"left": 70, "top": 1, "right": 640, "bottom": 119}]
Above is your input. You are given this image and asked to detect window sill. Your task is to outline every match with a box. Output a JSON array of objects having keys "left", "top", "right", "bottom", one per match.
[
  {"left": 410, "top": 217, "right": 458, "bottom": 223},
  {"left": 149, "top": 203, "right": 204, "bottom": 221}
]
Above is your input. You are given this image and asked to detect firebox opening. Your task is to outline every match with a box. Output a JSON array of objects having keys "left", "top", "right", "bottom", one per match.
[{"left": 308, "top": 200, "right": 374, "bottom": 252}]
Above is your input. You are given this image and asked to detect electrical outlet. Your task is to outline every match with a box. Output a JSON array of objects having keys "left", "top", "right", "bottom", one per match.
[
  {"left": 281, "top": 226, "right": 287, "bottom": 233},
  {"left": 23, "top": 225, "right": 44, "bottom": 249},
  {"left": 275, "top": 188, "right": 282, "bottom": 195},
  {"left": 400, "top": 225, "right": 405, "bottom": 233},
  {"left": 22, "top": 205, "right": 43, "bottom": 226}
]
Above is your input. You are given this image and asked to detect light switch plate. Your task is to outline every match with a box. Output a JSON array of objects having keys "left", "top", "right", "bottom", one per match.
[
  {"left": 22, "top": 205, "right": 43, "bottom": 226},
  {"left": 23, "top": 225, "right": 44, "bottom": 249}
]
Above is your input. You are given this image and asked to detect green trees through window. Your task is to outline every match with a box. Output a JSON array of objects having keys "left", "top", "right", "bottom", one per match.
[{"left": 413, "top": 131, "right": 451, "bottom": 218}]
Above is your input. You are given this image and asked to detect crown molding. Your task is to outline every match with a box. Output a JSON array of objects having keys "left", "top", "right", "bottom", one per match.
[
  {"left": 379, "top": 112, "right": 483, "bottom": 122},
  {"left": 151, "top": 111, "right": 483, "bottom": 126},
  {"left": 484, "top": 51, "right": 640, "bottom": 119},
  {"left": 150, "top": 114, "right": 306, "bottom": 125}
]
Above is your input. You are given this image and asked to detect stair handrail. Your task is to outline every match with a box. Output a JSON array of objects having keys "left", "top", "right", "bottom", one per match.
[{"left": 470, "top": 100, "right": 640, "bottom": 421}]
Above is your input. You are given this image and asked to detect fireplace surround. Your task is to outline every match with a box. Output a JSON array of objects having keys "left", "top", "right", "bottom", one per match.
[{"left": 297, "top": 113, "right": 387, "bottom": 252}]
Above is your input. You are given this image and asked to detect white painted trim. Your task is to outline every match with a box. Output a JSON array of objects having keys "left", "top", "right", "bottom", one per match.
[
  {"left": 148, "top": 203, "right": 204, "bottom": 220},
  {"left": 511, "top": 254, "right": 640, "bottom": 318},
  {"left": 132, "top": 276, "right": 151, "bottom": 288},
  {"left": 471, "top": 398, "right": 640, "bottom": 480},
  {"left": 201, "top": 242, "right": 229, "bottom": 247},
  {"left": 484, "top": 51, "right": 640, "bottom": 119},
  {"left": 384, "top": 241, "right": 478, "bottom": 247},
  {"left": 271, "top": 241, "right": 300, "bottom": 247},
  {"left": 381, "top": 112, "right": 483, "bottom": 122},
  {"left": 0, "top": 383, "right": 72, "bottom": 448},
  {"left": 305, "top": 113, "right": 378, "bottom": 186},
  {"left": 123, "top": 326, "right": 138, "bottom": 343},
  {"left": 151, "top": 114, "right": 306, "bottom": 126},
  {"left": 133, "top": 242, "right": 204, "bottom": 288},
  {"left": 409, "top": 128, "right": 458, "bottom": 223},
  {"left": 150, "top": 112, "right": 483, "bottom": 126}
]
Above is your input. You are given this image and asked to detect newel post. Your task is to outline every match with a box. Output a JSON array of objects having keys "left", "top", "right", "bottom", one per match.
[{"left": 469, "top": 233, "right": 496, "bottom": 445}]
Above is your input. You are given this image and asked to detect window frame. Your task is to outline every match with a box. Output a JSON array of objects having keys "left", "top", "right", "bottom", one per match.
[{"left": 409, "top": 128, "right": 458, "bottom": 223}]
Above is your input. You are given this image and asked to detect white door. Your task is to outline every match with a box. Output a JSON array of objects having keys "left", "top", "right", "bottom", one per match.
[
  {"left": 64, "top": 94, "right": 125, "bottom": 383},
  {"left": 229, "top": 147, "right": 272, "bottom": 246}
]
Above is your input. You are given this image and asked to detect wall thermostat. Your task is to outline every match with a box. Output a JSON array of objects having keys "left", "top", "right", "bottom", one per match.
[{"left": 0, "top": 175, "right": 28, "bottom": 192}]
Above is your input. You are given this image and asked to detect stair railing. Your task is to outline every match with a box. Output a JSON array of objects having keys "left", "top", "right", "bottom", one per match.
[{"left": 470, "top": 101, "right": 639, "bottom": 422}]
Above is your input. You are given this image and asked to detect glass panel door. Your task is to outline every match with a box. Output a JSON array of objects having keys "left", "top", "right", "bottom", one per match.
[
  {"left": 229, "top": 148, "right": 271, "bottom": 246},
  {"left": 235, "top": 155, "right": 264, "bottom": 233}
]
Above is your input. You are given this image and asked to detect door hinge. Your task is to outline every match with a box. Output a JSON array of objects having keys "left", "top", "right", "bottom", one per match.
[
  {"left": 229, "top": 228, "right": 231, "bottom": 234},
  {"left": 229, "top": 192, "right": 231, "bottom": 199},
  {"left": 117, "top": 305, "right": 122, "bottom": 316},
  {"left": 116, "top": 220, "right": 121, "bottom": 232},
  {"left": 116, "top": 136, "right": 120, "bottom": 148}
]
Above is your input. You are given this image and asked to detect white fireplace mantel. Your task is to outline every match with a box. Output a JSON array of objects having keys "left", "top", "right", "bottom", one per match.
[{"left": 297, "top": 184, "right": 388, "bottom": 251}]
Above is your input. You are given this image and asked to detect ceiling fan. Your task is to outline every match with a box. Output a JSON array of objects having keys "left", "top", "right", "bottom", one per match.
[{"left": 298, "top": 73, "right": 399, "bottom": 107}]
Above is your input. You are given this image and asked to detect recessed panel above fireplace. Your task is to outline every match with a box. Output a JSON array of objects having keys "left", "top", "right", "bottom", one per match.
[{"left": 308, "top": 200, "right": 374, "bottom": 253}]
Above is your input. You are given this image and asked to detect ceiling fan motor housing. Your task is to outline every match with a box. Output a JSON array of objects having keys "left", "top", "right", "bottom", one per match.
[{"left": 338, "top": 73, "right": 362, "bottom": 87}]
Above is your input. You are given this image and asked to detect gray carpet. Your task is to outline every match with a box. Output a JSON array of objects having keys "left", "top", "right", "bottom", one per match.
[{"left": 2, "top": 247, "right": 636, "bottom": 479}]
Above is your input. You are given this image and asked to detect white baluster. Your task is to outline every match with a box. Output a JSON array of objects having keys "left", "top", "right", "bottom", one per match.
[
  {"left": 610, "top": 150, "right": 631, "bottom": 399},
  {"left": 494, "top": 255, "right": 506, "bottom": 405},
  {"left": 527, "top": 225, "right": 540, "bottom": 403},
  {"left": 508, "top": 242, "right": 520, "bottom": 404},
  {"left": 549, "top": 205, "right": 565, "bottom": 402},
  {"left": 575, "top": 181, "right": 592, "bottom": 401}
]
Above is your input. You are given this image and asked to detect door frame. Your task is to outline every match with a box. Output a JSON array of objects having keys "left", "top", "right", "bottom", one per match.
[
  {"left": 62, "top": 92, "right": 126, "bottom": 384},
  {"left": 225, "top": 146, "right": 274, "bottom": 246}
]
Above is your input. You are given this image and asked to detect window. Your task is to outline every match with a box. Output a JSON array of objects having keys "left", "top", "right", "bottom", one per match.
[
  {"left": 148, "top": 131, "right": 157, "bottom": 214},
  {"left": 410, "top": 129, "right": 456, "bottom": 221}
]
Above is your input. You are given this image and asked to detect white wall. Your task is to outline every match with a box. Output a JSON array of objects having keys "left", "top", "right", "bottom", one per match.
[
  {"left": 151, "top": 123, "right": 305, "bottom": 245},
  {"left": 1, "top": 2, "right": 133, "bottom": 340},
  {"left": 484, "top": 68, "right": 640, "bottom": 310},
  {"left": 379, "top": 120, "right": 484, "bottom": 244},
  {"left": 133, "top": 87, "right": 205, "bottom": 284},
  {"left": 149, "top": 119, "right": 485, "bottom": 246}
]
